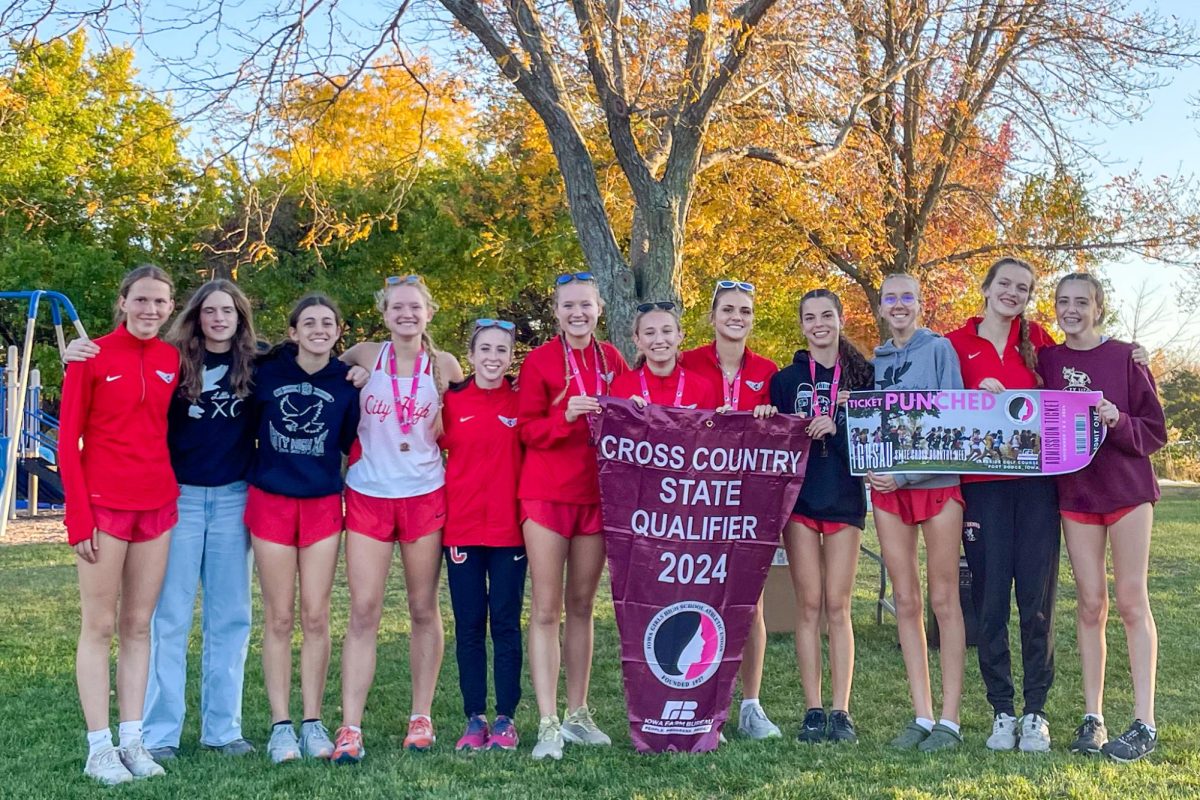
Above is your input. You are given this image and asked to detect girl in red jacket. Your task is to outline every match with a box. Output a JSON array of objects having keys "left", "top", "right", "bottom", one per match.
[
  {"left": 610, "top": 302, "right": 719, "bottom": 409},
  {"left": 678, "top": 280, "right": 780, "bottom": 739},
  {"left": 1037, "top": 273, "right": 1167, "bottom": 763},
  {"left": 332, "top": 276, "right": 463, "bottom": 762},
  {"left": 439, "top": 320, "right": 525, "bottom": 752},
  {"left": 59, "top": 264, "right": 179, "bottom": 785},
  {"left": 518, "top": 272, "right": 628, "bottom": 760}
]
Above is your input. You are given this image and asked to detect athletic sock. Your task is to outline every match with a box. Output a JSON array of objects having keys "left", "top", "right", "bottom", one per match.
[
  {"left": 117, "top": 720, "right": 143, "bottom": 749},
  {"left": 938, "top": 718, "right": 961, "bottom": 734},
  {"left": 302, "top": 718, "right": 320, "bottom": 726},
  {"left": 1143, "top": 721, "right": 1157, "bottom": 737},
  {"left": 273, "top": 719, "right": 293, "bottom": 729},
  {"left": 740, "top": 699, "right": 761, "bottom": 715},
  {"left": 87, "top": 728, "right": 114, "bottom": 756},
  {"left": 915, "top": 717, "right": 935, "bottom": 732},
  {"left": 410, "top": 714, "right": 431, "bottom": 723},
  {"left": 346, "top": 725, "right": 362, "bottom": 734}
]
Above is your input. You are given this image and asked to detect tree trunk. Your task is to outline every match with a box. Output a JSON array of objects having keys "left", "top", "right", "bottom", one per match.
[{"left": 610, "top": 196, "right": 684, "bottom": 362}]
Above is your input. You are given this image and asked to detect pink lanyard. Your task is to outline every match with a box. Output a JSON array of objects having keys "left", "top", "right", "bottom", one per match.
[
  {"left": 388, "top": 344, "right": 424, "bottom": 434},
  {"left": 564, "top": 336, "right": 604, "bottom": 397},
  {"left": 809, "top": 357, "right": 841, "bottom": 418},
  {"left": 716, "top": 343, "right": 743, "bottom": 409},
  {"left": 638, "top": 366, "right": 686, "bottom": 407}
]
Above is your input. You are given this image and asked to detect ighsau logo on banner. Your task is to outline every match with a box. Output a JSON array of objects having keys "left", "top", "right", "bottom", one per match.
[{"left": 591, "top": 399, "right": 811, "bottom": 753}]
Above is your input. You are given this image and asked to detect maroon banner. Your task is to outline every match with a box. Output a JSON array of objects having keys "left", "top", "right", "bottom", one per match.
[{"left": 592, "top": 399, "right": 811, "bottom": 753}]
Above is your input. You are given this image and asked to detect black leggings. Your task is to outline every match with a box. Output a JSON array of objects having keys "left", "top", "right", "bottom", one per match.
[
  {"left": 444, "top": 545, "right": 528, "bottom": 719},
  {"left": 961, "top": 477, "right": 1060, "bottom": 717}
]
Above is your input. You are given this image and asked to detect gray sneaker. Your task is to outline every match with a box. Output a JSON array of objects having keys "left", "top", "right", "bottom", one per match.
[
  {"left": 562, "top": 706, "right": 611, "bottom": 746},
  {"left": 1018, "top": 713, "right": 1051, "bottom": 753},
  {"left": 300, "top": 720, "right": 335, "bottom": 759},
  {"left": 146, "top": 745, "right": 179, "bottom": 761},
  {"left": 737, "top": 704, "right": 782, "bottom": 740},
  {"left": 207, "top": 737, "right": 256, "bottom": 757},
  {"left": 532, "top": 715, "right": 564, "bottom": 761},
  {"left": 917, "top": 722, "right": 964, "bottom": 753},
  {"left": 118, "top": 740, "right": 166, "bottom": 778},
  {"left": 84, "top": 746, "right": 134, "bottom": 786},
  {"left": 987, "top": 713, "right": 1019, "bottom": 751},
  {"left": 267, "top": 724, "right": 301, "bottom": 764}
]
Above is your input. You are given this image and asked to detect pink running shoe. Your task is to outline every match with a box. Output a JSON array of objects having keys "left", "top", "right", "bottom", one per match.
[
  {"left": 455, "top": 715, "right": 489, "bottom": 752},
  {"left": 488, "top": 716, "right": 519, "bottom": 751}
]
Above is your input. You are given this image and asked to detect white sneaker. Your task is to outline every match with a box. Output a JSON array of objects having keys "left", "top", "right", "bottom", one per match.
[
  {"left": 1018, "top": 713, "right": 1051, "bottom": 753},
  {"left": 532, "top": 715, "right": 564, "bottom": 760},
  {"left": 561, "top": 706, "right": 612, "bottom": 746},
  {"left": 987, "top": 713, "right": 1019, "bottom": 751},
  {"left": 119, "top": 740, "right": 166, "bottom": 778},
  {"left": 84, "top": 746, "right": 134, "bottom": 786},
  {"left": 299, "top": 720, "right": 335, "bottom": 759},
  {"left": 737, "top": 704, "right": 782, "bottom": 739}
]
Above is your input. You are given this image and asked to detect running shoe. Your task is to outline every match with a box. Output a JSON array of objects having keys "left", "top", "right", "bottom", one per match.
[
  {"left": 206, "top": 738, "right": 255, "bottom": 757},
  {"left": 827, "top": 710, "right": 858, "bottom": 744},
  {"left": 1069, "top": 716, "right": 1108, "bottom": 755},
  {"left": 986, "top": 713, "right": 1019, "bottom": 751},
  {"left": 267, "top": 724, "right": 301, "bottom": 764},
  {"left": 456, "top": 715, "right": 490, "bottom": 752},
  {"left": 1018, "top": 713, "right": 1051, "bottom": 753},
  {"left": 890, "top": 721, "right": 930, "bottom": 750},
  {"left": 84, "top": 747, "right": 134, "bottom": 786},
  {"left": 488, "top": 716, "right": 519, "bottom": 751},
  {"left": 917, "top": 723, "right": 963, "bottom": 753},
  {"left": 532, "top": 715, "right": 564, "bottom": 761},
  {"left": 737, "top": 704, "right": 782, "bottom": 739},
  {"left": 403, "top": 716, "right": 436, "bottom": 751},
  {"left": 331, "top": 726, "right": 365, "bottom": 765},
  {"left": 146, "top": 745, "right": 179, "bottom": 761},
  {"left": 299, "top": 720, "right": 334, "bottom": 759},
  {"left": 562, "top": 706, "right": 611, "bottom": 746},
  {"left": 118, "top": 740, "right": 166, "bottom": 778},
  {"left": 1102, "top": 720, "right": 1156, "bottom": 763},
  {"left": 798, "top": 708, "right": 827, "bottom": 743}
]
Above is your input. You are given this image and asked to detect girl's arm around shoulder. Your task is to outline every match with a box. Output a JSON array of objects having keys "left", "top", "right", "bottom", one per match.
[
  {"left": 340, "top": 341, "right": 383, "bottom": 371},
  {"left": 436, "top": 350, "right": 465, "bottom": 393}
]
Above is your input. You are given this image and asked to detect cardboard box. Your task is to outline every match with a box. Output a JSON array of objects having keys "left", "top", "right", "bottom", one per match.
[{"left": 762, "top": 547, "right": 796, "bottom": 634}]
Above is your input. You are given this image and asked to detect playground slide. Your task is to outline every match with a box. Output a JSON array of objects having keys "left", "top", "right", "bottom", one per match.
[{"left": 16, "top": 458, "right": 65, "bottom": 505}]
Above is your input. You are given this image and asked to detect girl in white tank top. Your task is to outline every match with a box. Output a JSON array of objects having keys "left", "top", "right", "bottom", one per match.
[
  {"left": 345, "top": 341, "right": 444, "bottom": 498},
  {"left": 334, "top": 276, "right": 464, "bottom": 759}
]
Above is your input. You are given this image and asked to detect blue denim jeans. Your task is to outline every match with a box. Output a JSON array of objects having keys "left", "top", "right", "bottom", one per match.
[{"left": 143, "top": 481, "right": 252, "bottom": 748}]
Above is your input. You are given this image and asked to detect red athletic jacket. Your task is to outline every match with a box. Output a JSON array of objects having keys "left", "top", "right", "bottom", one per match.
[
  {"left": 58, "top": 326, "right": 181, "bottom": 544},
  {"left": 440, "top": 378, "right": 523, "bottom": 547},
  {"left": 516, "top": 336, "right": 628, "bottom": 504},
  {"left": 680, "top": 342, "right": 778, "bottom": 410},
  {"left": 609, "top": 363, "right": 720, "bottom": 410},
  {"left": 945, "top": 316, "right": 1056, "bottom": 485}
]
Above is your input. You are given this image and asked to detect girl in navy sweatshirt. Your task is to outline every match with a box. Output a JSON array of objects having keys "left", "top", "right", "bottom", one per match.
[
  {"left": 246, "top": 294, "right": 360, "bottom": 765},
  {"left": 768, "top": 289, "right": 874, "bottom": 745},
  {"left": 1037, "top": 273, "right": 1167, "bottom": 763}
]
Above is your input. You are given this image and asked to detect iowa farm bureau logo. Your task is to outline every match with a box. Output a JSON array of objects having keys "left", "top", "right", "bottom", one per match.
[
  {"left": 644, "top": 601, "right": 726, "bottom": 690},
  {"left": 1005, "top": 393, "right": 1038, "bottom": 425}
]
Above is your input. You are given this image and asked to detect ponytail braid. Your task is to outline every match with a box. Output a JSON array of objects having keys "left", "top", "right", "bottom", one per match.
[
  {"left": 1017, "top": 315, "right": 1042, "bottom": 386},
  {"left": 421, "top": 331, "right": 444, "bottom": 397},
  {"left": 836, "top": 335, "right": 875, "bottom": 389}
]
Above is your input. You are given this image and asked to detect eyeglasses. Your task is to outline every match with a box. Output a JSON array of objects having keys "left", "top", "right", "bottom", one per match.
[
  {"left": 555, "top": 272, "right": 595, "bottom": 285},
  {"left": 474, "top": 318, "right": 516, "bottom": 332},
  {"left": 881, "top": 292, "right": 918, "bottom": 306},
  {"left": 386, "top": 274, "right": 425, "bottom": 286},
  {"left": 636, "top": 301, "right": 677, "bottom": 313}
]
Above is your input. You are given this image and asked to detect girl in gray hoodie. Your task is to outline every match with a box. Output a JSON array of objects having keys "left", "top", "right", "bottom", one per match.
[{"left": 868, "top": 273, "right": 967, "bottom": 753}]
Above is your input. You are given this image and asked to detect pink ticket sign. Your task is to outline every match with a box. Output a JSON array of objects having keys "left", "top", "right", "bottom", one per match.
[{"left": 846, "top": 390, "right": 1105, "bottom": 477}]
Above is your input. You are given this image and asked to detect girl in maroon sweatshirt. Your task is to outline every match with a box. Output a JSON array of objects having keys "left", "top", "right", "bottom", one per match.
[
  {"left": 1037, "top": 273, "right": 1167, "bottom": 763},
  {"left": 517, "top": 272, "right": 628, "bottom": 760},
  {"left": 59, "top": 264, "right": 178, "bottom": 785}
]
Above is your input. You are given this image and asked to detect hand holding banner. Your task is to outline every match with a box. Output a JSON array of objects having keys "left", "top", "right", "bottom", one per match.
[
  {"left": 592, "top": 398, "right": 811, "bottom": 753},
  {"left": 846, "top": 389, "right": 1105, "bottom": 476}
]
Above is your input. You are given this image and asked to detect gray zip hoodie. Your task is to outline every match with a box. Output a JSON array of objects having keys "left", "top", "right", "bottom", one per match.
[{"left": 873, "top": 327, "right": 964, "bottom": 488}]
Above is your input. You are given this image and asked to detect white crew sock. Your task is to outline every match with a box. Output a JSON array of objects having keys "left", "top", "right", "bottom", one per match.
[
  {"left": 118, "top": 720, "right": 143, "bottom": 749},
  {"left": 938, "top": 718, "right": 961, "bottom": 734},
  {"left": 87, "top": 728, "right": 113, "bottom": 756},
  {"left": 915, "top": 717, "right": 935, "bottom": 732},
  {"left": 740, "top": 699, "right": 761, "bottom": 715}
]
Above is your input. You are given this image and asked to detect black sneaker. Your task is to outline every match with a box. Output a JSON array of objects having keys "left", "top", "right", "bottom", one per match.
[
  {"left": 827, "top": 710, "right": 858, "bottom": 744},
  {"left": 798, "top": 708, "right": 827, "bottom": 743},
  {"left": 1102, "top": 720, "right": 1156, "bottom": 763},
  {"left": 1069, "top": 716, "right": 1108, "bottom": 755}
]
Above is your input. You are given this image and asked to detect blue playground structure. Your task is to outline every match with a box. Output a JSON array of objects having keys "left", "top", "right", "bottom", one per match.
[{"left": 0, "top": 291, "right": 87, "bottom": 539}]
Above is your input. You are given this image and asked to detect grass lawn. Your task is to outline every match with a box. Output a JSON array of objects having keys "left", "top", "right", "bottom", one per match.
[{"left": 2, "top": 487, "right": 1199, "bottom": 799}]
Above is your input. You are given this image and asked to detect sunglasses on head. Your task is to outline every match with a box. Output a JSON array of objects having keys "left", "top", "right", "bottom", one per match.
[
  {"left": 386, "top": 274, "right": 425, "bottom": 286},
  {"left": 555, "top": 271, "right": 595, "bottom": 285},
  {"left": 881, "top": 292, "right": 918, "bottom": 306},
  {"left": 715, "top": 279, "right": 755, "bottom": 293},
  {"left": 474, "top": 318, "right": 516, "bottom": 332},
  {"left": 636, "top": 301, "right": 677, "bottom": 313}
]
